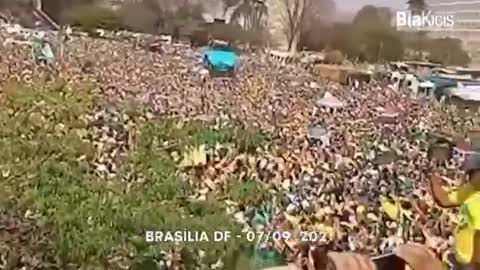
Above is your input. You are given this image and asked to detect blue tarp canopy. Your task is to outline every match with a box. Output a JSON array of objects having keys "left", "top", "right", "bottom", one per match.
[
  {"left": 425, "top": 75, "right": 480, "bottom": 100},
  {"left": 203, "top": 46, "right": 239, "bottom": 72}
]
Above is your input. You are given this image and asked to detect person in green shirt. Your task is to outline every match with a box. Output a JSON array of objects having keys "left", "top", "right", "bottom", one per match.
[{"left": 429, "top": 155, "right": 480, "bottom": 270}]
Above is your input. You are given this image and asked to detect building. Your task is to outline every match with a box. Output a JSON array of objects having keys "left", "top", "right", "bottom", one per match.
[{"left": 426, "top": 0, "right": 480, "bottom": 67}]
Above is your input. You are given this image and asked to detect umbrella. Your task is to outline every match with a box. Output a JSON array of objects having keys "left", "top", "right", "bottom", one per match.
[
  {"left": 454, "top": 141, "right": 475, "bottom": 157},
  {"left": 308, "top": 125, "right": 330, "bottom": 147},
  {"left": 378, "top": 104, "right": 399, "bottom": 124},
  {"left": 419, "top": 81, "right": 434, "bottom": 88},
  {"left": 317, "top": 92, "right": 345, "bottom": 108},
  {"left": 308, "top": 125, "right": 328, "bottom": 140},
  {"left": 462, "top": 148, "right": 480, "bottom": 174}
]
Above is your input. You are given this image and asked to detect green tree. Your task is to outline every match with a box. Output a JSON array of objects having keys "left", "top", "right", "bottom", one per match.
[
  {"left": 281, "top": 0, "right": 308, "bottom": 52},
  {"left": 376, "top": 7, "right": 393, "bottom": 23},
  {"left": 119, "top": 0, "right": 203, "bottom": 34},
  {"left": 226, "top": 0, "right": 268, "bottom": 31},
  {"left": 329, "top": 23, "right": 364, "bottom": 60},
  {"left": 407, "top": 0, "right": 426, "bottom": 15},
  {"left": 302, "top": 0, "right": 335, "bottom": 31},
  {"left": 67, "top": 4, "right": 121, "bottom": 32},
  {"left": 41, "top": 0, "right": 95, "bottom": 24},
  {"left": 299, "top": 22, "right": 331, "bottom": 51},
  {"left": 223, "top": 0, "right": 241, "bottom": 16},
  {"left": 327, "top": 6, "right": 404, "bottom": 63},
  {"left": 362, "top": 27, "right": 404, "bottom": 62},
  {"left": 354, "top": 5, "right": 385, "bottom": 28},
  {"left": 142, "top": 0, "right": 175, "bottom": 32},
  {"left": 119, "top": 1, "right": 158, "bottom": 33},
  {"left": 354, "top": 6, "right": 403, "bottom": 62},
  {"left": 427, "top": 38, "right": 471, "bottom": 67}
]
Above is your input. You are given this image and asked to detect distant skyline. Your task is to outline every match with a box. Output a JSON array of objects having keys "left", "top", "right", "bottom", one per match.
[{"left": 336, "top": 0, "right": 407, "bottom": 11}]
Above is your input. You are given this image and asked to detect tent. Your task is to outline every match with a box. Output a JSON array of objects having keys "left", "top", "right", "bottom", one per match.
[
  {"left": 203, "top": 45, "right": 240, "bottom": 76},
  {"left": 377, "top": 104, "right": 399, "bottom": 124},
  {"left": 427, "top": 75, "right": 479, "bottom": 100},
  {"left": 468, "top": 129, "right": 480, "bottom": 146},
  {"left": 453, "top": 141, "right": 480, "bottom": 172},
  {"left": 381, "top": 105, "right": 399, "bottom": 117},
  {"left": 463, "top": 152, "right": 480, "bottom": 173},
  {"left": 317, "top": 92, "right": 345, "bottom": 108},
  {"left": 450, "top": 84, "right": 480, "bottom": 102},
  {"left": 453, "top": 141, "right": 480, "bottom": 162},
  {"left": 419, "top": 80, "right": 434, "bottom": 89},
  {"left": 427, "top": 136, "right": 454, "bottom": 162},
  {"left": 308, "top": 125, "right": 330, "bottom": 147}
]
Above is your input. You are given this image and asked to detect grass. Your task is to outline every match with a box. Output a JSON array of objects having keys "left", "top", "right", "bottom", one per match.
[{"left": 0, "top": 80, "right": 272, "bottom": 269}]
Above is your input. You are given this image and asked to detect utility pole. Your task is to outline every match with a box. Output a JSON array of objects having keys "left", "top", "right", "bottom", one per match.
[{"left": 31, "top": 0, "right": 42, "bottom": 10}]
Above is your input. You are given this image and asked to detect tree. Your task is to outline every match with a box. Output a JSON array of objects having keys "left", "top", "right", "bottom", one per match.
[
  {"left": 355, "top": 6, "right": 403, "bottom": 62},
  {"left": 228, "top": 0, "right": 268, "bottom": 31},
  {"left": 376, "top": 7, "right": 393, "bottom": 25},
  {"left": 119, "top": 0, "right": 203, "bottom": 34},
  {"left": 223, "top": 0, "right": 241, "bottom": 16},
  {"left": 354, "top": 5, "right": 390, "bottom": 28},
  {"left": 299, "top": 0, "right": 335, "bottom": 49},
  {"left": 329, "top": 23, "right": 364, "bottom": 60},
  {"left": 407, "top": 0, "right": 426, "bottom": 15},
  {"left": 427, "top": 38, "right": 471, "bottom": 67},
  {"left": 67, "top": 4, "right": 121, "bottom": 32},
  {"left": 302, "top": 0, "right": 335, "bottom": 29},
  {"left": 41, "top": 0, "right": 96, "bottom": 24},
  {"left": 299, "top": 22, "right": 331, "bottom": 51},
  {"left": 141, "top": 0, "right": 176, "bottom": 32},
  {"left": 362, "top": 28, "right": 404, "bottom": 62},
  {"left": 326, "top": 6, "right": 404, "bottom": 63},
  {"left": 119, "top": 1, "right": 158, "bottom": 33},
  {"left": 175, "top": 1, "right": 204, "bottom": 22},
  {"left": 204, "top": 22, "right": 266, "bottom": 45},
  {"left": 280, "top": 0, "right": 307, "bottom": 52}
]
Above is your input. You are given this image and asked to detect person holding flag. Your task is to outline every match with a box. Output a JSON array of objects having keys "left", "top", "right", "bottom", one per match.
[
  {"left": 31, "top": 31, "right": 55, "bottom": 65},
  {"left": 429, "top": 154, "right": 480, "bottom": 270}
]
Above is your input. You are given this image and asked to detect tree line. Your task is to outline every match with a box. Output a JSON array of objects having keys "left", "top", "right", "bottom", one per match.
[
  {"left": 300, "top": 1, "right": 470, "bottom": 66},
  {"left": 0, "top": 0, "right": 471, "bottom": 66}
]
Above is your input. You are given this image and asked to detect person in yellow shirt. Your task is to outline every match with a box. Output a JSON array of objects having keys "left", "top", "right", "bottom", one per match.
[{"left": 429, "top": 156, "right": 480, "bottom": 270}]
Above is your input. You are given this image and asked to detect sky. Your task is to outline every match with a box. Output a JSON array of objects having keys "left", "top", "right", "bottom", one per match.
[{"left": 336, "top": 0, "right": 407, "bottom": 11}]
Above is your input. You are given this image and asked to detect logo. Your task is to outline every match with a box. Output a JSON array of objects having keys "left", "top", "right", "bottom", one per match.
[{"left": 396, "top": 10, "right": 455, "bottom": 31}]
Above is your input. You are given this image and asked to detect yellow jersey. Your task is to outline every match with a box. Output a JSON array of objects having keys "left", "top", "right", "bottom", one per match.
[{"left": 447, "top": 183, "right": 480, "bottom": 264}]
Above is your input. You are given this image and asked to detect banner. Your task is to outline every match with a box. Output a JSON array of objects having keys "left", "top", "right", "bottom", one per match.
[{"left": 31, "top": 33, "right": 55, "bottom": 65}]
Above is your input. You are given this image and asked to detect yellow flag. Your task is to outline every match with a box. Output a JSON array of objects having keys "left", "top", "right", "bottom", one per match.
[
  {"left": 311, "top": 223, "right": 335, "bottom": 239},
  {"left": 455, "top": 227, "right": 475, "bottom": 264},
  {"left": 380, "top": 195, "right": 400, "bottom": 220},
  {"left": 179, "top": 145, "right": 207, "bottom": 167}
]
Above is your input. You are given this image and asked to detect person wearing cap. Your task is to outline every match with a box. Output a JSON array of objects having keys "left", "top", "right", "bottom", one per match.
[{"left": 429, "top": 154, "right": 480, "bottom": 269}]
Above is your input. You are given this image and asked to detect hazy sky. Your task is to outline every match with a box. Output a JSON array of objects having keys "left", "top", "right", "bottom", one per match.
[{"left": 336, "top": 0, "right": 407, "bottom": 11}]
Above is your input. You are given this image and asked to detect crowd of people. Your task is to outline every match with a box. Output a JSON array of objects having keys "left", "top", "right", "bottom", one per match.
[{"left": 1, "top": 23, "right": 480, "bottom": 269}]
